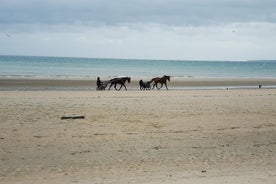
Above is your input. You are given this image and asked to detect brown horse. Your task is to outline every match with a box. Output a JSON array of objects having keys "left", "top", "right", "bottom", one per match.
[
  {"left": 108, "top": 77, "right": 131, "bottom": 91},
  {"left": 151, "top": 75, "right": 170, "bottom": 90}
]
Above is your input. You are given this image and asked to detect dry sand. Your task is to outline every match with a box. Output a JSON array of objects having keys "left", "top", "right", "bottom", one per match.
[{"left": 0, "top": 89, "right": 276, "bottom": 183}]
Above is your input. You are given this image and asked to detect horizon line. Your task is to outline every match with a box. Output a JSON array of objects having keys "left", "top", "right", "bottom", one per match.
[{"left": 1, "top": 54, "right": 276, "bottom": 63}]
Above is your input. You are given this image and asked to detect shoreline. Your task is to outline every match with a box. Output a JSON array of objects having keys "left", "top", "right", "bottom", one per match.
[{"left": 1, "top": 77, "right": 276, "bottom": 90}]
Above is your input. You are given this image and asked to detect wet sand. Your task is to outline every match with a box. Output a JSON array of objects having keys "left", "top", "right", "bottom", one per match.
[
  {"left": 1, "top": 77, "right": 276, "bottom": 90},
  {"left": 0, "top": 89, "right": 276, "bottom": 183}
]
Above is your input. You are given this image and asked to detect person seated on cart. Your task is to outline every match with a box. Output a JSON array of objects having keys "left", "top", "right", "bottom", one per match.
[
  {"left": 96, "top": 77, "right": 109, "bottom": 91},
  {"left": 97, "top": 77, "right": 102, "bottom": 88}
]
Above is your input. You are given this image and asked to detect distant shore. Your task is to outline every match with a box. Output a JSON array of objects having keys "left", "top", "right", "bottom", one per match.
[{"left": 1, "top": 77, "right": 276, "bottom": 90}]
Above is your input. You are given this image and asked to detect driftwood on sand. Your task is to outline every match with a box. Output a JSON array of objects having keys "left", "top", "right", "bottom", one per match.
[{"left": 61, "top": 115, "right": 85, "bottom": 120}]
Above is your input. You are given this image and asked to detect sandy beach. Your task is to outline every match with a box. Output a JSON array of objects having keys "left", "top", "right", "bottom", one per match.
[{"left": 0, "top": 85, "right": 276, "bottom": 183}]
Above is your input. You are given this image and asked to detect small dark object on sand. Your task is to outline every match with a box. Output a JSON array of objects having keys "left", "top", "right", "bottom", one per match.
[
  {"left": 259, "top": 84, "right": 262, "bottom": 89},
  {"left": 61, "top": 115, "right": 85, "bottom": 120}
]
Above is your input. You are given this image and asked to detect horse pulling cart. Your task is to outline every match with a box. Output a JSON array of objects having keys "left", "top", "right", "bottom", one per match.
[
  {"left": 97, "top": 75, "right": 170, "bottom": 91},
  {"left": 139, "top": 75, "right": 170, "bottom": 90},
  {"left": 96, "top": 77, "right": 131, "bottom": 91}
]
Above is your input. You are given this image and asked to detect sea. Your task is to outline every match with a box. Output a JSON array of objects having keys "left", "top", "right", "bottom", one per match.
[{"left": 1, "top": 55, "right": 276, "bottom": 79}]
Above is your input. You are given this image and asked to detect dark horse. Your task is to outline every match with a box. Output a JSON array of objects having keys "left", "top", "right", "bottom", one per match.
[
  {"left": 151, "top": 75, "right": 170, "bottom": 90},
  {"left": 139, "top": 80, "right": 152, "bottom": 90},
  {"left": 108, "top": 77, "right": 131, "bottom": 91}
]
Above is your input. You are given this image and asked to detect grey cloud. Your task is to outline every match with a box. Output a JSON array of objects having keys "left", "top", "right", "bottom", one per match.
[
  {"left": 0, "top": 0, "right": 276, "bottom": 26},
  {"left": 1, "top": 0, "right": 276, "bottom": 60}
]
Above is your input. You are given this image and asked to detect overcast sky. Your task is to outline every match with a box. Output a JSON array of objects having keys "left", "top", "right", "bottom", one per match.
[{"left": 1, "top": 0, "right": 276, "bottom": 60}]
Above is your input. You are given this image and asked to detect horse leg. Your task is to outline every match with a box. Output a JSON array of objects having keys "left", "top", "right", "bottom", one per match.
[
  {"left": 115, "top": 84, "right": 119, "bottom": 91},
  {"left": 123, "top": 84, "right": 127, "bottom": 91},
  {"left": 165, "top": 82, "right": 168, "bottom": 90},
  {"left": 115, "top": 84, "right": 122, "bottom": 91},
  {"left": 158, "top": 83, "right": 163, "bottom": 90},
  {"left": 119, "top": 84, "right": 124, "bottom": 91},
  {"left": 152, "top": 82, "right": 156, "bottom": 89},
  {"left": 156, "top": 83, "right": 163, "bottom": 90},
  {"left": 108, "top": 83, "right": 113, "bottom": 90}
]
